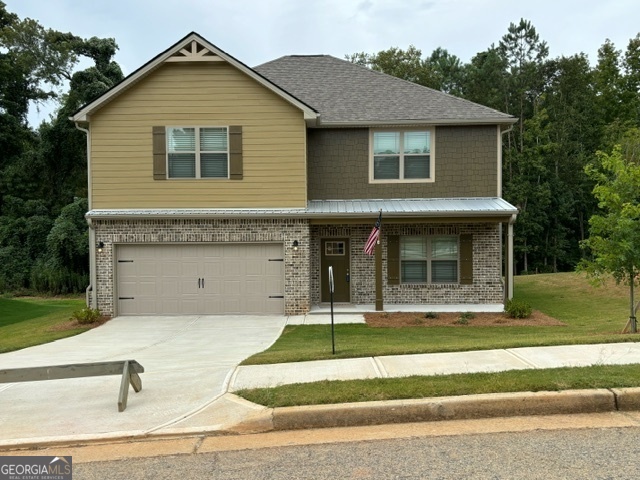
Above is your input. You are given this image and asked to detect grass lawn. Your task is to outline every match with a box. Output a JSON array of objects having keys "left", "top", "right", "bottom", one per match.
[
  {"left": 238, "top": 364, "right": 640, "bottom": 408},
  {"left": 0, "top": 296, "right": 88, "bottom": 353},
  {"left": 242, "top": 272, "right": 637, "bottom": 365}
]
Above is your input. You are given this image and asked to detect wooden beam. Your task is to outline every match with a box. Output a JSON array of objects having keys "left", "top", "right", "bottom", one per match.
[
  {"left": 0, "top": 360, "right": 144, "bottom": 383},
  {"left": 0, "top": 360, "right": 144, "bottom": 412}
]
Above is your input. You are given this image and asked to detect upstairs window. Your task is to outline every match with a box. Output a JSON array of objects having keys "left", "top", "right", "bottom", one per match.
[
  {"left": 370, "top": 129, "right": 434, "bottom": 183},
  {"left": 167, "top": 127, "right": 229, "bottom": 179}
]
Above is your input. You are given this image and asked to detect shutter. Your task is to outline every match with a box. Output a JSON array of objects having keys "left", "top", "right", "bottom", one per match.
[
  {"left": 152, "top": 126, "right": 166, "bottom": 180},
  {"left": 459, "top": 234, "right": 473, "bottom": 285},
  {"left": 229, "top": 126, "right": 243, "bottom": 180},
  {"left": 387, "top": 235, "right": 400, "bottom": 285}
]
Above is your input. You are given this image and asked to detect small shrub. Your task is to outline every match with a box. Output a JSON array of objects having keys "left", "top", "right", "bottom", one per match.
[
  {"left": 412, "top": 317, "right": 425, "bottom": 325},
  {"left": 424, "top": 312, "right": 438, "bottom": 319},
  {"left": 72, "top": 307, "right": 101, "bottom": 325},
  {"left": 455, "top": 312, "right": 475, "bottom": 325},
  {"left": 505, "top": 299, "right": 533, "bottom": 319}
]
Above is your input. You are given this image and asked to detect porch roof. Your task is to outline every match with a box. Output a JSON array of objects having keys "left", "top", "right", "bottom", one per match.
[{"left": 86, "top": 198, "right": 517, "bottom": 220}]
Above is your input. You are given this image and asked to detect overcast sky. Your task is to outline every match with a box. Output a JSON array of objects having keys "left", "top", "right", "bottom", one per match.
[{"left": 6, "top": 0, "right": 640, "bottom": 124}]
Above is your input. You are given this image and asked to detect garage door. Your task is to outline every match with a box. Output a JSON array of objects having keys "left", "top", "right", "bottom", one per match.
[{"left": 116, "top": 244, "right": 284, "bottom": 315}]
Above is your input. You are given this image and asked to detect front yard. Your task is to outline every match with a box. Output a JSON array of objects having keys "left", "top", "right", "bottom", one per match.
[
  {"left": 236, "top": 272, "right": 640, "bottom": 407},
  {"left": 242, "top": 272, "right": 635, "bottom": 365}
]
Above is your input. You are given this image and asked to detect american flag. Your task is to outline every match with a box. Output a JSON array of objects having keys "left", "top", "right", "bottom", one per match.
[{"left": 364, "top": 211, "right": 382, "bottom": 255}]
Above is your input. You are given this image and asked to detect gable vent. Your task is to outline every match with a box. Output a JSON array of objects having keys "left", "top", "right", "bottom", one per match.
[{"left": 166, "top": 40, "right": 224, "bottom": 63}]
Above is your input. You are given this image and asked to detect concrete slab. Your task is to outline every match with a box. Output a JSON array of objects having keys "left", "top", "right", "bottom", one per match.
[
  {"left": 230, "top": 357, "right": 380, "bottom": 391},
  {"left": 0, "top": 315, "right": 286, "bottom": 446},
  {"left": 287, "top": 314, "right": 366, "bottom": 325},
  {"left": 309, "top": 304, "right": 505, "bottom": 314},
  {"left": 507, "top": 342, "right": 640, "bottom": 369},
  {"left": 378, "top": 349, "right": 534, "bottom": 377}
]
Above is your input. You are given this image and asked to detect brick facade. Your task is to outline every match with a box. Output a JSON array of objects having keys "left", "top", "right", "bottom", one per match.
[
  {"left": 93, "top": 218, "right": 503, "bottom": 316},
  {"left": 311, "top": 222, "right": 503, "bottom": 306},
  {"left": 92, "top": 218, "right": 310, "bottom": 316}
]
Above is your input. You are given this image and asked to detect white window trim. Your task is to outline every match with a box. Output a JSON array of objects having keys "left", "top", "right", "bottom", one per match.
[
  {"left": 400, "top": 235, "right": 459, "bottom": 284},
  {"left": 166, "top": 126, "right": 230, "bottom": 180},
  {"left": 369, "top": 127, "right": 436, "bottom": 184}
]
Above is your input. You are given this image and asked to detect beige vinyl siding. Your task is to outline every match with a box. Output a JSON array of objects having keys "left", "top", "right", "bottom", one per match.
[{"left": 90, "top": 62, "right": 307, "bottom": 208}]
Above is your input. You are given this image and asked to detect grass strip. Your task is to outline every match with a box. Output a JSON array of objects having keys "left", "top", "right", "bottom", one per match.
[{"left": 236, "top": 363, "right": 640, "bottom": 408}]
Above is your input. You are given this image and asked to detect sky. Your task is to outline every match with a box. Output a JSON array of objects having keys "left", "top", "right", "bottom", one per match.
[{"left": 6, "top": 0, "right": 640, "bottom": 125}]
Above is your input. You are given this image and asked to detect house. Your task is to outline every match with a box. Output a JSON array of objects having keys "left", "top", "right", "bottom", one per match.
[{"left": 70, "top": 32, "right": 518, "bottom": 317}]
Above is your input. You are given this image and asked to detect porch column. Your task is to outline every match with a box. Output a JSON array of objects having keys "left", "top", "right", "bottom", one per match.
[
  {"left": 375, "top": 241, "right": 383, "bottom": 311},
  {"left": 506, "top": 216, "right": 515, "bottom": 300}
]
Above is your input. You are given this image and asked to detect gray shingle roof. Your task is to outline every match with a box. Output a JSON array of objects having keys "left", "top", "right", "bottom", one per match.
[
  {"left": 255, "top": 55, "right": 516, "bottom": 126},
  {"left": 86, "top": 198, "right": 517, "bottom": 219}
]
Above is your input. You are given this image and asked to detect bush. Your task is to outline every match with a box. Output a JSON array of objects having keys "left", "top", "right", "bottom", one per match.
[
  {"left": 505, "top": 299, "right": 533, "bottom": 318},
  {"left": 30, "top": 262, "right": 89, "bottom": 295},
  {"left": 71, "top": 307, "right": 101, "bottom": 325},
  {"left": 424, "top": 312, "right": 438, "bottom": 319},
  {"left": 456, "top": 312, "right": 475, "bottom": 325}
]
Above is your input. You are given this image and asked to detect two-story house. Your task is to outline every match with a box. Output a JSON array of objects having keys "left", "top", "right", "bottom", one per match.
[{"left": 71, "top": 32, "right": 518, "bottom": 317}]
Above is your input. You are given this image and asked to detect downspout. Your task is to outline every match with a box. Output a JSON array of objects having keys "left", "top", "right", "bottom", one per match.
[
  {"left": 74, "top": 121, "right": 96, "bottom": 309},
  {"left": 501, "top": 124, "right": 515, "bottom": 302}
]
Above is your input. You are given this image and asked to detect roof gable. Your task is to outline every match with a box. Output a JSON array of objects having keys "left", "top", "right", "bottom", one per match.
[
  {"left": 255, "top": 55, "right": 517, "bottom": 126},
  {"left": 71, "top": 32, "right": 317, "bottom": 123}
]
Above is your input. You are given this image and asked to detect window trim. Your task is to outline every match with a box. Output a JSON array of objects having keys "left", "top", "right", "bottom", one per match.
[
  {"left": 400, "top": 235, "right": 459, "bottom": 284},
  {"left": 369, "top": 127, "right": 435, "bottom": 184},
  {"left": 166, "top": 126, "right": 230, "bottom": 180}
]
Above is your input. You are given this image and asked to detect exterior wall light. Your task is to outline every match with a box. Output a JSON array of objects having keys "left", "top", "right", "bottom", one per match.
[
  {"left": 292, "top": 240, "right": 299, "bottom": 251},
  {"left": 97, "top": 241, "right": 104, "bottom": 253}
]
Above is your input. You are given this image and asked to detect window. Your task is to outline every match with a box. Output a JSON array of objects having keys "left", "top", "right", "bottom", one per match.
[
  {"left": 325, "top": 241, "right": 346, "bottom": 256},
  {"left": 400, "top": 236, "right": 458, "bottom": 283},
  {"left": 167, "top": 127, "right": 228, "bottom": 178},
  {"left": 370, "top": 129, "right": 434, "bottom": 183}
]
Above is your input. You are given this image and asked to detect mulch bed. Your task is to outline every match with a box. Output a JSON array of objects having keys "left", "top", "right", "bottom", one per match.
[
  {"left": 47, "top": 316, "right": 112, "bottom": 332},
  {"left": 364, "top": 310, "right": 565, "bottom": 328}
]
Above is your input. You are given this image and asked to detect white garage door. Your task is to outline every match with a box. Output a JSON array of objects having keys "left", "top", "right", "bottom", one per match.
[{"left": 116, "top": 244, "right": 284, "bottom": 315}]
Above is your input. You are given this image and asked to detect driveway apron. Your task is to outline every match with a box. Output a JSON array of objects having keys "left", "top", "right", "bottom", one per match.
[{"left": 0, "top": 315, "right": 285, "bottom": 444}]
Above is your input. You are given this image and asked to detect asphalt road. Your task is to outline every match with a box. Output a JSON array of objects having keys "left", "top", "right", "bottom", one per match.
[{"left": 75, "top": 426, "right": 640, "bottom": 479}]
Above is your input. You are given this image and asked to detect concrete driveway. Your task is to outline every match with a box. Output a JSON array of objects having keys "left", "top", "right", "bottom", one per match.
[{"left": 0, "top": 315, "right": 286, "bottom": 446}]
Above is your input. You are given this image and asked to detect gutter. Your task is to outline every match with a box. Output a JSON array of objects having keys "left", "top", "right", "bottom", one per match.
[
  {"left": 74, "top": 121, "right": 96, "bottom": 309},
  {"left": 315, "top": 117, "right": 519, "bottom": 128},
  {"left": 84, "top": 209, "right": 519, "bottom": 221}
]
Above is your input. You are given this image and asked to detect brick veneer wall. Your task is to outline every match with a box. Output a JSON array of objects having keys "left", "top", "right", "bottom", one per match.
[
  {"left": 311, "top": 223, "right": 503, "bottom": 306},
  {"left": 92, "top": 218, "right": 310, "bottom": 316}
]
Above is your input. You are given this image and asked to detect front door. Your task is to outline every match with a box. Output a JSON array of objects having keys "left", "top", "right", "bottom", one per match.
[{"left": 320, "top": 239, "right": 350, "bottom": 303}]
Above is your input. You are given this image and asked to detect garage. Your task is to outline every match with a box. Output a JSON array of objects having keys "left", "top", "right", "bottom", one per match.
[{"left": 115, "top": 243, "right": 284, "bottom": 315}]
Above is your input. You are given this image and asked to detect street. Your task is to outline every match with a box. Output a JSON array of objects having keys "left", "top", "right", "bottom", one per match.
[{"left": 73, "top": 417, "right": 640, "bottom": 479}]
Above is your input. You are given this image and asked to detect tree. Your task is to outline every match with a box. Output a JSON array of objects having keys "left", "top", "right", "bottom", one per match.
[
  {"left": 579, "top": 129, "right": 640, "bottom": 332},
  {"left": 346, "top": 45, "right": 435, "bottom": 87},
  {"left": 425, "top": 47, "right": 466, "bottom": 96}
]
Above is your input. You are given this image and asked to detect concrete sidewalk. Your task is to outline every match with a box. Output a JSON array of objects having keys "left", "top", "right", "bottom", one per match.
[
  {"left": 229, "top": 342, "right": 640, "bottom": 391},
  {"left": 1, "top": 312, "right": 640, "bottom": 450}
]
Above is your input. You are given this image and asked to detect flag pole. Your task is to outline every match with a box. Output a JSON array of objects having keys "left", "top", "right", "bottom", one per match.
[{"left": 375, "top": 209, "right": 383, "bottom": 311}]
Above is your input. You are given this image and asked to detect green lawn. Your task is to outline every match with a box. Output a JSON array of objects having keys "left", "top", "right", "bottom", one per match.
[
  {"left": 238, "top": 364, "right": 640, "bottom": 408},
  {"left": 242, "top": 272, "right": 637, "bottom": 365},
  {"left": 0, "top": 296, "right": 88, "bottom": 353}
]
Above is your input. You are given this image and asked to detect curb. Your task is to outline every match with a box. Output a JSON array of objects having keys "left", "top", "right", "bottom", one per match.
[
  {"left": 233, "top": 387, "right": 640, "bottom": 432},
  {"left": 2, "top": 388, "right": 640, "bottom": 451}
]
